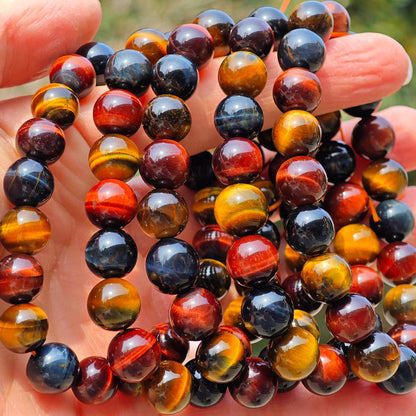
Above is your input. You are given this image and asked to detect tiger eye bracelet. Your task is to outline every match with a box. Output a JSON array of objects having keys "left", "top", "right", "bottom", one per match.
[{"left": 1, "top": 0, "right": 416, "bottom": 413}]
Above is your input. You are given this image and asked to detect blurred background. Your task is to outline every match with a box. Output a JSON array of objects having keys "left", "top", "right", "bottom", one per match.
[{"left": 1, "top": 0, "right": 415, "bottom": 108}]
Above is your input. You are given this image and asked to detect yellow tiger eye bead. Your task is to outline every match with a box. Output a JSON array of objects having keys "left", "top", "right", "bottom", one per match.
[
  {"left": 214, "top": 183, "right": 268, "bottom": 237},
  {"left": 31, "top": 83, "right": 79, "bottom": 130},
  {"left": 0, "top": 303, "right": 48, "bottom": 353},
  {"left": 125, "top": 28, "right": 168, "bottom": 65},
  {"left": 267, "top": 326, "right": 319, "bottom": 381},
  {"left": 384, "top": 284, "right": 416, "bottom": 325},
  {"left": 291, "top": 309, "right": 320, "bottom": 340},
  {"left": 0, "top": 206, "right": 51, "bottom": 254},
  {"left": 334, "top": 223, "right": 380, "bottom": 265}
]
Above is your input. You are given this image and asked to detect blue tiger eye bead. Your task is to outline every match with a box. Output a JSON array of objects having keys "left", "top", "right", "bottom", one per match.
[
  {"left": 3, "top": 158, "right": 54, "bottom": 207},
  {"left": 214, "top": 95, "right": 263, "bottom": 140},
  {"left": 26, "top": 342, "right": 79, "bottom": 394}
]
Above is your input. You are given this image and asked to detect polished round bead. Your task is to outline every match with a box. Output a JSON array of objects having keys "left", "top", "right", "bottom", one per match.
[
  {"left": 377, "top": 345, "right": 416, "bottom": 395},
  {"left": 218, "top": 51, "right": 267, "bottom": 98},
  {"left": 137, "top": 189, "right": 189, "bottom": 239},
  {"left": 152, "top": 54, "right": 198, "bottom": 100},
  {"left": 352, "top": 115, "right": 395, "bottom": 160},
  {"left": 384, "top": 284, "right": 416, "bottom": 325},
  {"left": 49, "top": 54, "right": 96, "bottom": 98},
  {"left": 0, "top": 206, "right": 51, "bottom": 254},
  {"left": 76, "top": 41, "right": 115, "bottom": 85},
  {"left": 139, "top": 139, "right": 189, "bottom": 189},
  {"left": 214, "top": 95, "right": 263, "bottom": 140},
  {"left": 142, "top": 94, "right": 191, "bottom": 142},
  {"left": 107, "top": 328, "right": 161, "bottom": 383},
  {"left": 125, "top": 28, "right": 167, "bottom": 65},
  {"left": 31, "top": 83, "right": 79, "bottom": 129},
  {"left": 228, "top": 17, "right": 274, "bottom": 59},
  {"left": 26, "top": 343, "right": 79, "bottom": 393},
  {"left": 195, "top": 259, "right": 230, "bottom": 300},
  {"left": 256, "top": 219, "right": 280, "bottom": 248},
  {"left": 223, "top": 296, "right": 257, "bottom": 342},
  {"left": 196, "top": 329, "right": 246, "bottom": 383},
  {"left": 323, "top": 182, "right": 369, "bottom": 228},
  {"left": 15, "top": 118, "right": 65, "bottom": 164},
  {"left": 281, "top": 272, "right": 322, "bottom": 315},
  {"left": 316, "top": 110, "right": 342, "bottom": 141},
  {"left": 278, "top": 28, "right": 325, "bottom": 73},
  {"left": 146, "top": 238, "right": 198, "bottom": 294},
  {"left": 87, "top": 278, "right": 141, "bottom": 330},
  {"left": 3, "top": 158, "right": 54, "bottom": 207},
  {"left": 185, "top": 151, "right": 216, "bottom": 190},
  {"left": 192, "top": 187, "right": 222, "bottom": 226},
  {"left": 214, "top": 183, "right": 268, "bottom": 237},
  {"left": 273, "top": 68, "right": 321, "bottom": 113},
  {"left": 315, "top": 140, "right": 356, "bottom": 183},
  {"left": 167, "top": 23, "right": 214, "bottom": 69},
  {"left": 250, "top": 6, "right": 288, "bottom": 48},
  {"left": 267, "top": 326, "right": 319, "bottom": 381},
  {"left": 378, "top": 242, "right": 416, "bottom": 286},
  {"left": 283, "top": 243, "right": 310, "bottom": 272},
  {"left": 288, "top": 0, "right": 334, "bottom": 42},
  {"left": 302, "top": 344, "right": 348, "bottom": 395},
  {"left": 104, "top": 49, "right": 152, "bottom": 97},
  {"left": 192, "top": 224, "right": 235, "bottom": 263},
  {"left": 241, "top": 285, "right": 294, "bottom": 338},
  {"left": 88, "top": 134, "right": 141, "bottom": 181},
  {"left": 117, "top": 380, "right": 142, "bottom": 397},
  {"left": 350, "top": 265, "right": 384, "bottom": 305},
  {"left": 292, "top": 309, "right": 320, "bottom": 340},
  {"left": 301, "top": 253, "right": 352, "bottom": 303},
  {"left": 72, "top": 356, "right": 118, "bottom": 404},
  {"left": 323, "top": 1, "right": 351, "bottom": 33},
  {"left": 388, "top": 322, "right": 416, "bottom": 353},
  {"left": 169, "top": 288, "right": 222, "bottom": 341},
  {"left": 144, "top": 360, "right": 192, "bottom": 414},
  {"left": 253, "top": 179, "right": 279, "bottom": 214},
  {"left": 348, "top": 332, "right": 400, "bottom": 382},
  {"left": 85, "top": 229, "right": 137, "bottom": 278},
  {"left": 212, "top": 138, "right": 263, "bottom": 185},
  {"left": 151, "top": 323, "right": 189, "bottom": 363},
  {"left": 272, "top": 110, "right": 322, "bottom": 157},
  {"left": 227, "top": 235, "right": 279, "bottom": 287},
  {"left": 362, "top": 158, "right": 408, "bottom": 201},
  {"left": 344, "top": 99, "right": 382, "bottom": 118},
  {"left": 0, "top": 303, "right": 48, "bottom": 353},
  {"left": 369, "top": 199, "right": 415, "bottom": 243},
  {"left": 276, "top": 156, "right": 327, "bottom": 206},
  {"left": 326, "top": 294, "right": 376, "bottom": 343},
  {"left": 229, "top": 357, "right": 277, "bottom": 408},
  {"left": 85, "top": 179, "right": 138, "bottom": 228},
  {"left": 193, "top": 9, "right": 234, "bottom": 57},
  {"left": 334, "top": 223, "right": 380, "bottom": 265},
  {"left": 93, "top": 89, "right": 143, "bottom": 137},
  {"left": 0, "top": 254, "right": 43, "bottom": 304},
  {"left": 285, "top": 205, "right": 335, "bottom": 255},
  {"left": 185, "top": 358, "right": 227, "bottom": 408}
]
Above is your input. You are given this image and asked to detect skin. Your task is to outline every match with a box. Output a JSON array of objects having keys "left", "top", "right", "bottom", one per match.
[{"left": 0, "top": 0, "right": 415, "bottom": 415}]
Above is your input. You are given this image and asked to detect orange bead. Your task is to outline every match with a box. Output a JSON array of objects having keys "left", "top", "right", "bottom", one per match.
[{"left": 125, "top": 28, "right": 168, "bottom": 65}]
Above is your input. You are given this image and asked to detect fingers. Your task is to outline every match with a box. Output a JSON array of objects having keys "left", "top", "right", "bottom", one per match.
[{"left": 0, "top": 0, "right": 102, "bottom": 88}]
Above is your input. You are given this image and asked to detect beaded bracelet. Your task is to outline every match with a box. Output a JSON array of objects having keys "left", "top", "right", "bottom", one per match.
[{"left": 0, "top": 0, "right": 416, "bottom": 413}]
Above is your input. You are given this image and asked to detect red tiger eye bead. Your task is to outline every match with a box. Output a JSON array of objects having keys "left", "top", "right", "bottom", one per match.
[
  {"left": 350, "top": 265, "right": 384, "bottom": 305},
  {"left": 85, "top": 179, "right": 138, "bottom": 228},
  {"left": 388, "top": 322, "right": 416, "bottom": 353},
  {"left": 323, "top": 1, "right": 351, "bottom": 33},
  {"left": 151, "top": 323, "right": 190, "bottom": 363}
]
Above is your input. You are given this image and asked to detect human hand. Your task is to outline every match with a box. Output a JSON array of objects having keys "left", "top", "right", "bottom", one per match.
[{"left": 0, "top": 0, "right": 415, "bottom": 415}]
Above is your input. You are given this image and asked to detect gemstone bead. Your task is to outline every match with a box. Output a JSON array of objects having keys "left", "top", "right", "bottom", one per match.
[
  {"left": 316, "top": 110, "right": 341, "bottom": 141},
  {"left": 384, "top": 284, "right": 416, "bottom": 325},
  {"left": 151, "top": 323, "right": 189, "bottom": 363},
  {"left": 125, "top": 28, "right": 168, "bottom": 65},
  {"left": 350, "top": 265, "right": 384, "bottom": 305},
  {"left": 192, "top": 187, "right": 222, "bottom": 226},
  {"left": 194, "top": 259, "right": 230, "bottom": 300}
]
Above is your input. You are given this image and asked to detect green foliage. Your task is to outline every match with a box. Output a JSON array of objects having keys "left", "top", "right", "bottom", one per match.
[{"left": 97, "top": 0, "right": 414, "bottom": 108}]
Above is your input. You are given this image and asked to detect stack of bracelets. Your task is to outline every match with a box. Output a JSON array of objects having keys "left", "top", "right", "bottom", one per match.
[{"left": 0, "top": 0, "right": 415, "bottom": 413}]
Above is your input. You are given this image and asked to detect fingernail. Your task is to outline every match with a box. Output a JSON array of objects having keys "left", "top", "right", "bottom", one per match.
[{"left": 403, "top": 55, "right": 413, "bottom": 86}]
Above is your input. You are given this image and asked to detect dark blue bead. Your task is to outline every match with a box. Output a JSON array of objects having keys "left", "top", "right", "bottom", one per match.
[
  {"left": 315, "top": 140, "right": 356, "bottom": 184},
  {"left": 146, "top": 238, "right": 199, "bottom": 294},
  {"left": 343, "top": 99, "right": 382, "bottom": 118},
  {"left": 241, "top": 285, "right": 294, "bottom": 338},
  {"left": 85, "top": 229, "right": 137, "bottom": 278},
  {"left": 285, "top": 205, "right": 335, "bottom": 255},
  {"left": 214, "top": 95, "right": 263, "bottom": 140},
  {"left": 370, "top": 199, "right": 415, "bottom": 243},
  {"left": 77, "top": 41, "right": 115, "bottom": 86},
  {"left": 152, "top": 54, "right": 198, "bottom": 100},
  {"left": 185, "top": 151, "right": 216, "bottom": 190},
  {"left": 26, "top": 342, "right": 79, "bottom": 394},
  {"left": 185, "top": 358, "right": 227, "bottom": 408},
  {"left": 256, "top": 220, "right": 280, "bottom": 249},
  {"left": 377, "top": 345, "right": 416, "bottom": 394},
  {"left": 3, "top": 157, "right": 54, "bottom": 207},
  {"left": 250, "top": 6, "right": 288, "bottom": 46},
  {"left": 278, "top": 28, "right": 325, "bottom": 73},
  {"left": 105, "top": 49, "right": 152, "bottom": 97}
]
